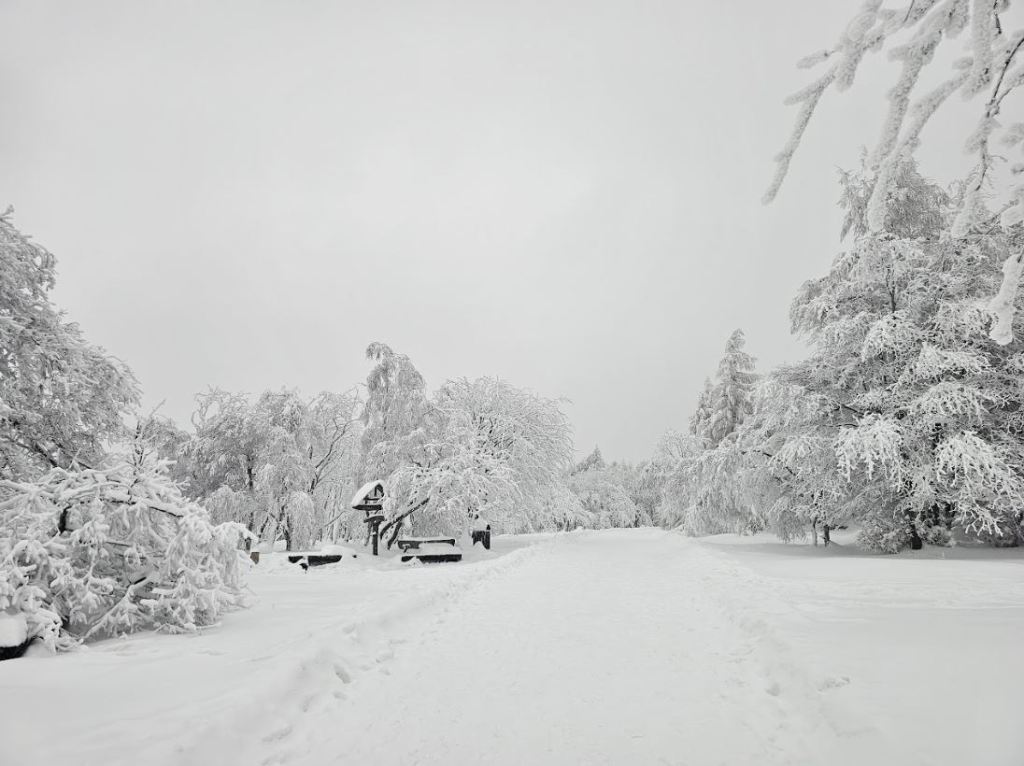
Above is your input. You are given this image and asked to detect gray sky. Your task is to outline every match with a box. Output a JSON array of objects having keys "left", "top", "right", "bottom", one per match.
[{"left": 0, "top": 1, "right": 974, "bottom": 461}]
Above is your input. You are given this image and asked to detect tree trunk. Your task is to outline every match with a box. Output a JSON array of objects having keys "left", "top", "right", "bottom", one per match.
[{"left": 909, "top": 521, "right": 923, "bottom": 550}]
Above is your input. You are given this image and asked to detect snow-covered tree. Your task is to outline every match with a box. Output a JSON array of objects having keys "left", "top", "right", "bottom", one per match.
[
  {"left": 543, "top": 484, "right": 594, "bottom": 531},
  {"left": 740, "top": 161, "right": 1024, "bottom": 549},
  {"left": 655, "top": 433, "right": 752, "bottom": 536},
  {"left": 657, "top": 332, "right": 759, "bottom": 534},
  {"left": 186, "top": 388, "right": 361, "bottom": 549},
  {"left": 767, "top": 0, "right": 1024, "bottom": 344},
  {"left": 573, "top": 446, "right": 606, "bottom": 475},
  {"left": 568, "top": 467, "right": 638, "bottom": 529},
  {"left": 593, "top": 460, "right": 662, "bottom": 526},
  {"left": 0, "top": 423, "right": 249, "bottom": 652},
  {"left": 379, "top": 376, "right": 574, "bottom": 539},
  {"left": 702, "top": 330, "right": 758, "bottom": 448},
  {"left": 688, "top": 379, "right": 715, "bottom": 443},
  {"left": 0, "top": 209, "right": 138, "bottom": 480},
  {"left": 357, "top": 342, "right": 429, "bottom": 488}
]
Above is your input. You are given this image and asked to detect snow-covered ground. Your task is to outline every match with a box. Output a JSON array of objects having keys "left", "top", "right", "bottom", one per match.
[{"left": 1, "top": 528, "right": 1022, "bottom": 765}]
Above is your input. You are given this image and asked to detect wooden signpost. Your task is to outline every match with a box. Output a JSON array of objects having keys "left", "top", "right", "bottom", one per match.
[{"left": 350, "top": 480, "right": 386, "bottom": 556}]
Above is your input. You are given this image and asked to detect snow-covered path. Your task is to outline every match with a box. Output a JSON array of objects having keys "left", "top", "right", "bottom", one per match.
[
  {"left": 250, "top": 529, "right": 836, "bottom": 766},
  {"left": 4, "top": 528, "right": 1022, "bottom": 765}
]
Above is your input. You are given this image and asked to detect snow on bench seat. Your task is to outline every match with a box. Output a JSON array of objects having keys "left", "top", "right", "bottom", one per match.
[{"left": 399, "top": 540, "right": 463, "bottom": 563}]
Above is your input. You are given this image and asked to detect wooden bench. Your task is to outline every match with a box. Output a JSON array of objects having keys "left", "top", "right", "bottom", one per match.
[
  {"left": 396, "top": 537, "right": 462, "bottom": 563},
  {"left": 287, "top": 554, "right": 343, "bottom": 571},
  {"left": 396, "top": 537, "right": 457, "bottom": 552}
]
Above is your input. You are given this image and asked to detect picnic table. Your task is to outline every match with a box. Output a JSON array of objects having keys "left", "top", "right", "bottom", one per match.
[
  {"left": 287, "top": 554, "right": 344, "bottom": 570},
  {"left": 286, "top": 545, "right": 359, "bottom": 571},
  {"left": 396, "top": 537, "right": 463, "bottom": 563}
]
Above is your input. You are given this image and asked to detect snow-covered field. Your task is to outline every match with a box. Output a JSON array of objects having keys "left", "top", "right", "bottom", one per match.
[{"left": 2, "top": 528, "right": 1022, "bottom": 766}]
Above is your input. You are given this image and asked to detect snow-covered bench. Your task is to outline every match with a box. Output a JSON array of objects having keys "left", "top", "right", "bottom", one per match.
[
  {"left": 0, "top": 611, "right": 32, "bottom": 662},
  {"left": 287, "top": 545, "right": 358, "bottom": 571},
  {"left": 287, "top": 554, "right": 343, "bottom": 570},
  {"left": 396, "top": 537, "right": 463, "bottom": 563}
]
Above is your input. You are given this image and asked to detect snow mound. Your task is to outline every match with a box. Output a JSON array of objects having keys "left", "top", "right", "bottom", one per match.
[
  {"left": 318, "top": 544, "right": 359, "bottom": 557},
  {"left": 0, "top": 611, "right": 28, "bottom": 648}
]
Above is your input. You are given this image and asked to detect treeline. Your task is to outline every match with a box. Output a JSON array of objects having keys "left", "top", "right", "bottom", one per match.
[
  {"left": 0, "top": 208, "right": 661, "bottom": 650},
  {"left": 1, "top": 210, "right": 246, "bottom": 650}
]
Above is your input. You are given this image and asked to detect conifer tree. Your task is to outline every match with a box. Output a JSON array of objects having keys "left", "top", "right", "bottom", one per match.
[
  {"left": 739, "top": 160, "right": 1024, "bottom": 550},
  {"left": 705, "top": 330, "right": 758, "bottom": 448}
]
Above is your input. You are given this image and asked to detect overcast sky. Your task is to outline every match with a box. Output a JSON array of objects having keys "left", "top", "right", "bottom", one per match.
[{"left": 0, "top": 1, "right": 979, "bottom": 461}]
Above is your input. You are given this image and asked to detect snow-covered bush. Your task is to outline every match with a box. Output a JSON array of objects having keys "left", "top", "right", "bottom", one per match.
[
  {"left": 857, "top": 513, "right": 913, "bottom": 555},
  {"left": 0, "top": 438, "right": 250, "bottom": 652},
  {"left": 922, "top": 524, "right": 953, "bottom": 548}
]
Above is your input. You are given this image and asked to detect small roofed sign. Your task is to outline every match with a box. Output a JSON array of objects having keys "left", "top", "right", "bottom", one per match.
[{"left": 351, "top": 480, "right": 384, "bottom": 512}]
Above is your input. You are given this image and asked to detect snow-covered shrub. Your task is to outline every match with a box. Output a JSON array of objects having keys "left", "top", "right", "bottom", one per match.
[
  {"left": 857, "top": 514, "right": 913, "bottom": 555},
  {"left": 922, "top": 524, "right": 953, "bottom": 548},
  {"left": 0, "top": 444, "right": 250, "bottom": 652}
]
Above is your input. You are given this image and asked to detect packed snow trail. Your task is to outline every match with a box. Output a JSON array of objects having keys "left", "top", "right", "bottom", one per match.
[
  {"left": 246, "top": 529, "right": 859, "bottom": 766},
  {"left": 5, "top": 528, "right": 1017, "bottom": 764}
]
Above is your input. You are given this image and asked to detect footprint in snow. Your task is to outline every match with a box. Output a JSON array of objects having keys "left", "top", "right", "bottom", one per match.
[
  {"left": 818, "top": 676, "right": 851, "bottom": 691},
  {"left": 262, "top": 724, "right": 293, "bottom": 743},
  {"left": 333, "top": 664, "right": 352, "bottom": 683}
]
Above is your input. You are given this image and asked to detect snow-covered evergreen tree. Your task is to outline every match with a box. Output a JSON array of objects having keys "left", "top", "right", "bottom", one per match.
[
  {"left": 704, "top": 330, "right": 758, "bottom": 448},
  {"left": 688, "top": 379, "right": 715, "bottom": 443},
  {"left": 736, "top": 160, "right": 1024, "bottom": 550},
  {"left": 657, "top": 332, "right": 759, "bottom": 534},
  {"left": 573, "top": 446, "right": 606, "bottom": 475}
]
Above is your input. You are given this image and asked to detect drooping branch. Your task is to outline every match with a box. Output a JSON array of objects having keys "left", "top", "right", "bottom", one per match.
[{"left": 377, "top": 498, "right": 429, "bottom": 546}]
